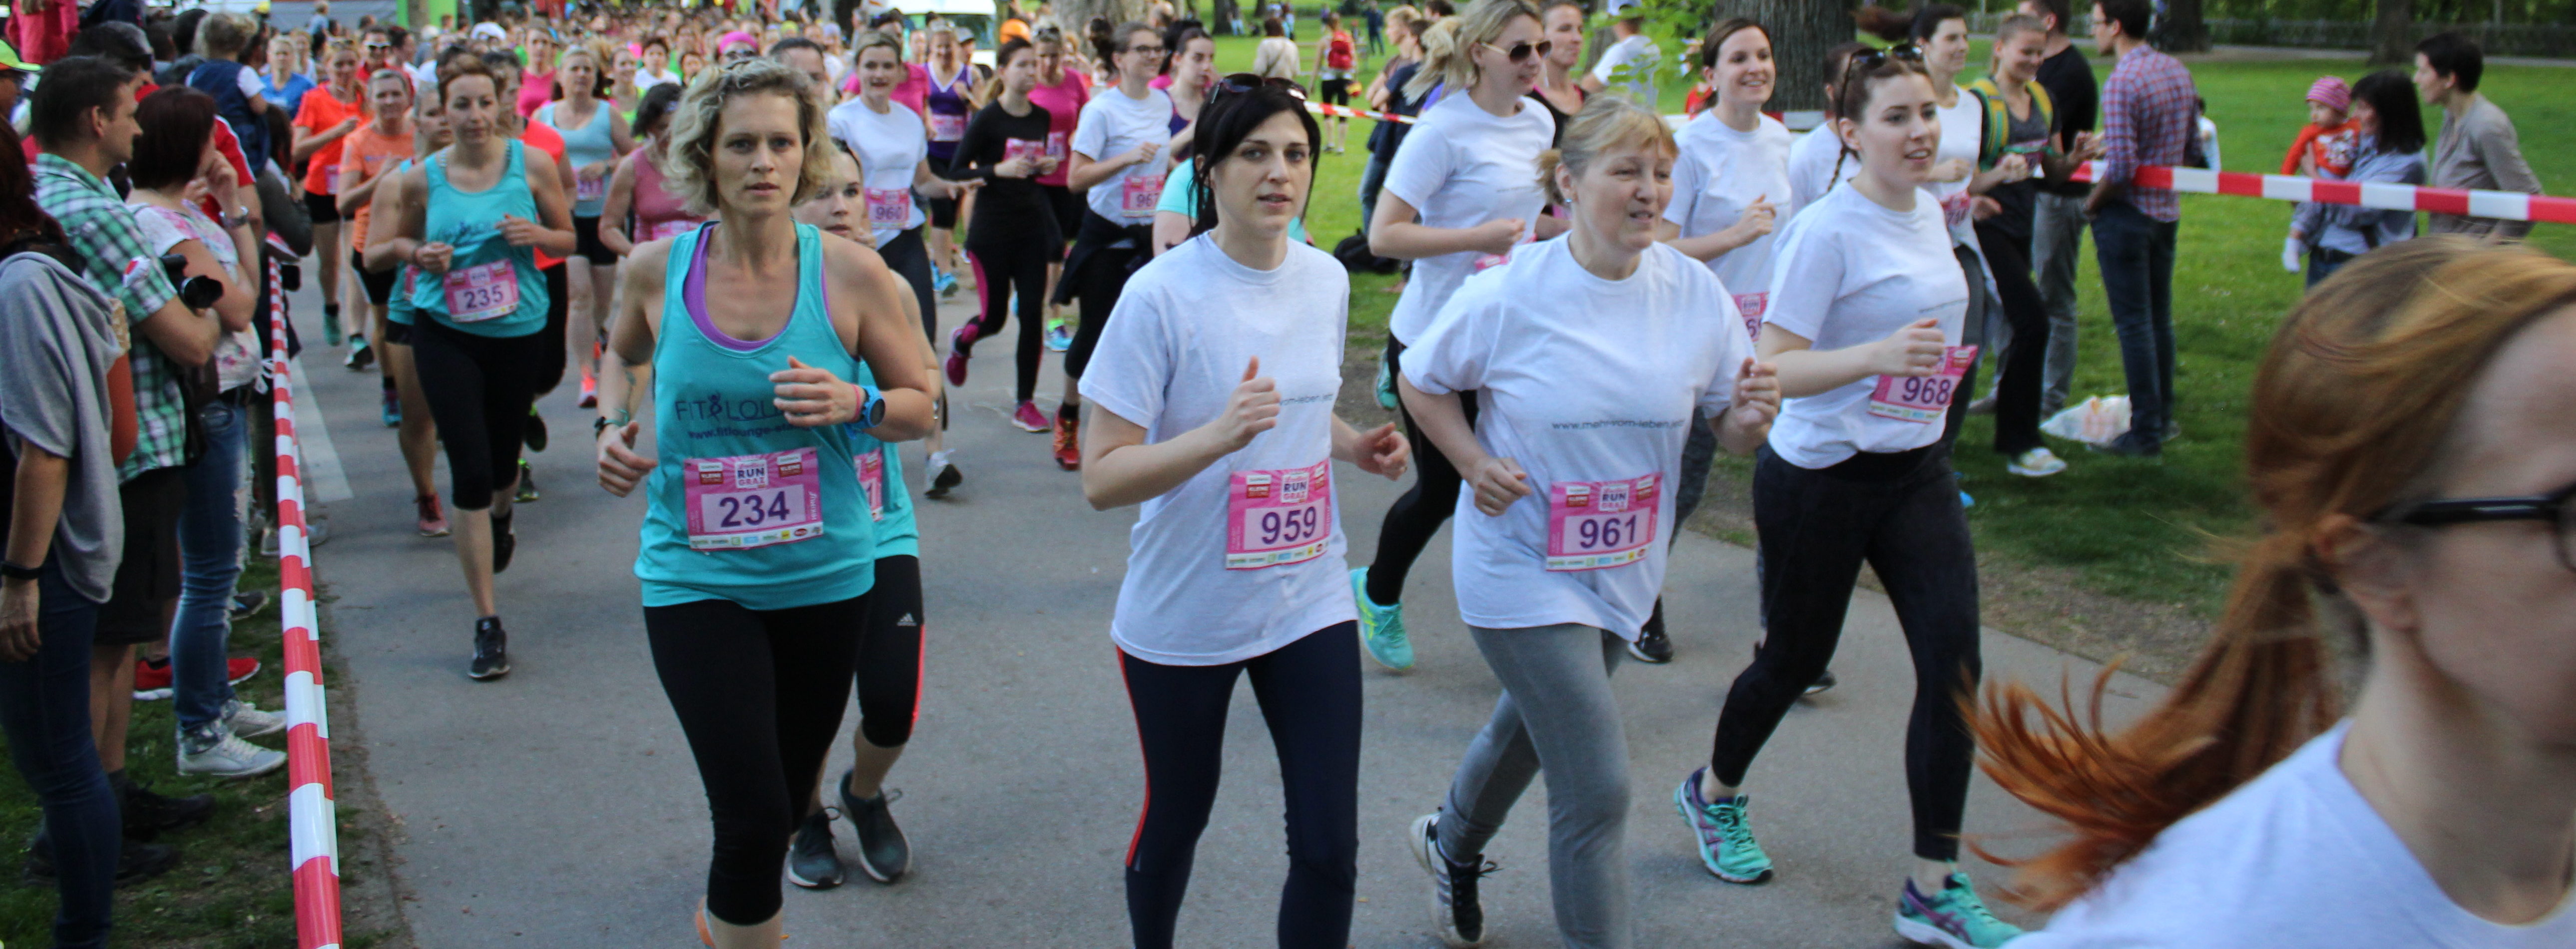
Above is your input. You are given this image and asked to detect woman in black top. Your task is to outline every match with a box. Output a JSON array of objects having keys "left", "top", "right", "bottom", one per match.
[{"left": 943, "top": 38, "right": 1065, "bottom": 430}]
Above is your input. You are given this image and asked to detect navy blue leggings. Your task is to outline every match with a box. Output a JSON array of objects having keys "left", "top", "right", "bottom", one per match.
[{"left": 1120, "top": 623, "right": 1362, "bottom": 949}]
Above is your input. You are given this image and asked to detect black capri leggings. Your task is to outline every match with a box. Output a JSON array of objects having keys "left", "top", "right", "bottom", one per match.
[
  {"left": 1972, "top": 222, "right": 2052, "bottom": 458},
  {"left": 963, "top": 238, "right": 1052, "bottom": 403},
  {"left": 646, "top": 590, "right": 870, "bottom": 926},
  {"left": 1061, "top": 211, "right": 1149, "bottom": 379},
  {"left": 1360, "top": 337, "right": 1477, "bottom": 607},
  {"left": 1121, "top": 622, "right": 1361, "bottom": 949},
  {"left": 533, "top": 263, "right": 571, "bottom": 395},
  {"left": 877, "top": 227, "right": 939, "bottom": 341},
  {"left": 1709, "top": 444, "right": 1981, "bottom": 861},
  {"left": 855, "top": 555, "right": 922, "bottom": 749},
  {"left": 409, "top": 316, "right": 548, "bottom": 510}
]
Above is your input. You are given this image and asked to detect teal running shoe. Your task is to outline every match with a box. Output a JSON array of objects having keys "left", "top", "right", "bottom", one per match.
[
  {"left": 1351, "top": 568, "right": 1413, "bottom": 671},
  {"left": 1044, "top": 316, "right": 1072, "bottom": 352},
  {"left": 1374, "top": 358, "right": 1399, "bottom": 410},
  {"left": 1895, "top": 873, "right": 2026, "bottom": 949},
  {"left": 1674, "top": 768, "right": 1772, "bottom": 884}
]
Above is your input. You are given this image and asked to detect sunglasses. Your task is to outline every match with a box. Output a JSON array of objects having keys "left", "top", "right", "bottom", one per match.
[
  {"left": 1480, "top": 39, "right": 1553, "bottom": 62},
  {"left": 1849, "top": 42, "right": 1925, "bottom": 71},
  {"left": 2385, "top": 480, "right": 2576, "bottom": 573},
  {"left": 1215, "top": 72, "right": 1306, "bottom": 100}
]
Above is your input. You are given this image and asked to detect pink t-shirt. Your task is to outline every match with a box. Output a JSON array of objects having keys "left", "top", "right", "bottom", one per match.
[
  {"left": 1026, "top": 68, "right": 1089, "bottom": 188},
  {"left": 518, "top": 70, "right": 554, "bottom": 117}
]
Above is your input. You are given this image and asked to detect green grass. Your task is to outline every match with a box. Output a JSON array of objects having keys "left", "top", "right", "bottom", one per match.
[{"left": 1215, "top": 33, "right": 2576, "bottom": 618}]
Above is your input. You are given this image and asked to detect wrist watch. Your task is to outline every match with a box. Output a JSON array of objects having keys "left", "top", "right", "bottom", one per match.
[
  {"left": 223, "top": 206, "right": 252, "bottom": 230},
  {"left": 851, "top": 384, "right": 886, "bottom": 428}
]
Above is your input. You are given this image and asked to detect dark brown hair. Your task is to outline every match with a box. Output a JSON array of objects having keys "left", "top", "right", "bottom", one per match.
[
  {"left": 0, "top": 123, "right": 66, "bottom": 248},
  {"left": 128, "top": 87, "right": 218, "bottom": 192}
]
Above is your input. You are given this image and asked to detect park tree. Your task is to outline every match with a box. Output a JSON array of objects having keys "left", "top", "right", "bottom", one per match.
[
  {"left": 1056, "top": 0, "right": 1149, "bottom": 34},
  {"left": 1729, "top": 0, "right": 1857, "bottom": 113},
  {"left": 2152, "top": 0, "right": 2211, "bottom": 50},
  {"left": 2371, "top": 0, "right": 2415, "bottom": 63}
]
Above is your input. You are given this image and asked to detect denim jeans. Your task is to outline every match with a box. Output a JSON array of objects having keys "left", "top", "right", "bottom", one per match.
[
  {"left": 0, "top": 557, "right": 120, "bottom": 948},
  {"left": 172, "top": 397, "right": 250, "bottom": 735},
  {"left": 2305, "top": 247, "right": 2355, "bottom": 288},
  {"left": 2090, "top": 201, "right": 2179, "bottom": 443},
  {"left": 1356, "top": 151, "right": 1392, "bottom": 236},
  {"left": 2031, "top": 192, "right": 2089, "bottom": 417}
]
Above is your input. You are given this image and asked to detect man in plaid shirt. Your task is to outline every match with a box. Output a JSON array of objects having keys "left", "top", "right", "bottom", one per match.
[{"left": 2084, "top": 0, "right": 2196, "bottom": 458}]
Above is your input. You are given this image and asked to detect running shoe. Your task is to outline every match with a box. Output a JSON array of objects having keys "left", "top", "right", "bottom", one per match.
[
  {"left": 469, "top": 617, "right": 511, "bottom": 681},
  {"left": 931, "top": 266, "right": 957, "bottom": 298},
  {"left": 177, "top": 721, "right": 287, "bottom": 778},
  {"left": 230, "top": 590, "right": 270, "bottom": 620},
  {"left": 1409, "top": 813, "right": 1494, "bottom": 948},
  {"left": 786, "top": 809, "right": 846, "bottom": 889},
  {"left": 944, "top": 323, "right": 978, "bottom": 386},
  {"left": 1043, "top": 316, "right": 1071, "bottom": 352},
  {"left": 522, "top": 408, "right": 548, "bottom": 452},
  {"left": 416, "top": 494, "right": 451, "bottom": 537},
  {"left": 578, "top": 372, "right": 598, "bottom": 409},
  {"left": 1052, "top": 413, "right": 1081, "bottom": 471},
  {"left": 515, "top": 460, "right": 541, "bottom": 504},
  {"left": 381, "top": 384, "right": 401, "bottom": 426},
  {"left": 491, "top": 511, "right": 518, "bottom": 574},
  {"left": 23, "top": 834, "right": 178, "bottom": 888},
  {"left": 1960, "top": 490, "right": 1975, "bottom": 508},
  {"left": 345, "top": 334, "right": 374, "bottom": 370},
  {"left": 1350, "top": 568, "right": 1412, "bottom": 671},
  {"left": 1749, "top": 642, "right": 1838, "bottom": 696},
  {"left": 1374, "top": 358, "right": 1398, "bottom": 410},
  {"left": 925, "top": 451, "right": 963, "bottom": 499},
  {"left": 322, "top": 305, "right": 344, "bottom": 346},
  {"left": 223, "top": 698, "right": 287, "bottom": 739},
  {"left": 1010, "top": 401, "right": 1050, "bottom": 433},
  {"left": 1674, "top": 769, "right": 1773, "bottom": 884},
  {"left": 1894, "top": 873, "right": 2027, "bottom": 949},
  {"left": 132, "top": 656, "right": 262, "bottom": 701},
  {"left": 1630, "top": 599, "right": 1675, "bottom": 664},
  {"left": 117, "top": 777, "right": 213, "bottom": 840},
  {"left": 840, "top": 777, "right": 912, "bottom": 883},
  {"left": 2005, "top": 448, "right": 2066, "bottom": 478}
]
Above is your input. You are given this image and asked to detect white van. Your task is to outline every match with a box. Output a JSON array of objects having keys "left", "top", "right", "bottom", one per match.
[{"left": 892, "top": 0, "right": 1001, "bottom": 68}]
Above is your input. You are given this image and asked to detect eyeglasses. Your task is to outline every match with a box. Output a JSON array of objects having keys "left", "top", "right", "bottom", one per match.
[
  {"left": 2384, "top": 479, "right": 2576, "bottom": 573},
  {"left": 1479, "top": 39, "right": 1552, "bottom": 62},
  {"left": 1124, "top": 43, "right": 1167, "bottom": 56},
  {"left": 1215, "top": 72, "right": 1306, "bottom": 100}
]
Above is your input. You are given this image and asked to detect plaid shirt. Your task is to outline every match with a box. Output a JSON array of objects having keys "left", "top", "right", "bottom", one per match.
[
  {"left": 2097, "top": 44, "right": 2197, "bottom": 223},
  {"left": 34, "top": 154, "right": 186, "bottom": 480}
]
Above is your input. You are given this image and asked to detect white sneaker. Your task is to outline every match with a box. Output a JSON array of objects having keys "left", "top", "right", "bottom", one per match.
[
  {"left": 178, "top": 724, "right": 288, "bottom": 778},
  {"left": 222, "top": 699, "right": 288, "bottom": 739},
  {"left": 2006, "top": 447, "right": 2068, "bottom": 478}
]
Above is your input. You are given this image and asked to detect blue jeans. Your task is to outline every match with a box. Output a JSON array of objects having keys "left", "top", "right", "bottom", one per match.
[
  {"left": 1356, "top": 151, "right": 1392, "bottom": 236},
  {"left": 173, "top": 397, "right": 250, "bottom": 734},
  {"left": 0, "top": 557, "right": 120, "bottom": 948},
  {"left": 2090, "top": 201, "right": 2178, "bottom": 443}
]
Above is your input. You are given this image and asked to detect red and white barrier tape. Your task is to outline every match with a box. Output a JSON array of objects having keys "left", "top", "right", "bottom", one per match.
[
  {"left": 1306, "top": 100, "right": 1414, "bottom": 124},
  {"left": 268, "top": 256, "right": 344, "bottom": 949},
  {"left": 2069, "top": 162, "right": 2574, "bottom": 224}
]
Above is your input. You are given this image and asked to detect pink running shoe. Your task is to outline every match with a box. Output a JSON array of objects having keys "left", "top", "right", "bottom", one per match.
[
  {"left": 1011, "top": 401, "right": 1049, "bottom": 432},
  {"left": 945, "top": 323, "right": 979, "bottom": 387}
]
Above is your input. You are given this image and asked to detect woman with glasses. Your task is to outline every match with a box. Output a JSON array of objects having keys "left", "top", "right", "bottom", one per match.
[
  {"left": 1353, "top": 0, "right": 1558, "bottom": 673},
  {"left": 1676, "top": 47, "right": 2023, "bottom": 949},
  {"left": 1988, "top": 241, "right": 2576, "bottom": 947},
  {"left": 1053, "top": 21, "right": 1174, "bottom": 472},
  {"left": 1078, "top": 78, "right": 1407, "bottom": 949}
]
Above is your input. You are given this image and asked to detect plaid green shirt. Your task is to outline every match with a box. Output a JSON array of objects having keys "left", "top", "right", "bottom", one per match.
[{"left": 35, "top": 154, "right": 185, "bottom": 480}]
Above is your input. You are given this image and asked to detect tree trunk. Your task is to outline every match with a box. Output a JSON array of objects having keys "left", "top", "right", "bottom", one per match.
[
  {"left": 1055, "top": 0, "right": 1145, "bottom": 36},
  {"left": 1732, "top": 0, "right": 1854, "bottom": 115},
  {"left": 2151, "top": 0, "right": 2208, "bottom": 51},
  {"left": 2369, "top": 0, "right": 2415, "bottom": 64}
]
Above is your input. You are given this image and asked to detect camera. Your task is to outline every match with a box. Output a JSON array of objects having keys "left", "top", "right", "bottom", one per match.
[{"left": 159, "top": 253, "right": 224, "bottom": 311}]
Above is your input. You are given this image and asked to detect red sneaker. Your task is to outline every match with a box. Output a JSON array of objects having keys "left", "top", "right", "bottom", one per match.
[
  {"left": 133, "top": 656, "right": 260, "bottom": 701},
  {"left": 417, "top": 494, "right": 452, "bottom": 538},
  {"left": 1052, "top": 413, "right": 1081, "bottom": 471},
  {"left": 578, "top": 372, "right": 598, "bottom": 409}
]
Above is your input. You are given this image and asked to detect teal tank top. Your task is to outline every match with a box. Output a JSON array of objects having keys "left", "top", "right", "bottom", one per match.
[
  {"left": 537, "top": 101, "right": 617, "bottom": 217},
  {"left": 386, "top": 158, "right": 418, "bottom": 327},
  {"left": 636, "top": 222, "right": 877, "bottom": 611},
  {"left": 408, "top": 140, "right": 549, "bottom": 338},
  {"left": 845, "top": 362, "right": 919, "bottom": 560}
]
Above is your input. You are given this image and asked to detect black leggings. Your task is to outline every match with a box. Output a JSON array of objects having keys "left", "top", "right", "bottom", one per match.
[
  {"left": 646, "top": 591, "right": 870, "bottom": 926},
  {"left": 1973, "top": 222, "right": 2051, "bottom": 457},
  {"left": 855, "top": 555, "right": 923, "bottom": 749},
  {"left": 409, "top": 317, "right": 546, "bottom": 510},
  {"left": 1063, "top": 211, "right": 1147, "bottom": 380},
  {"left": 963, "top": 239, "right": 1051, "bottom": 403},
  {"left": 1121, "top": 623, "right": 1362, "bottom": 949},
  {"left": 1709, "top": 445, "right": 1981, "bottom": 861},
  {"left": 1362, "top": 337, "right": 1477, "bottom": 606},
  {"left": 533, "top": 262, "right": 571, "bottom": 395},
  {"left": 879, "top": 227, "right": 939, "bottom": 341}
]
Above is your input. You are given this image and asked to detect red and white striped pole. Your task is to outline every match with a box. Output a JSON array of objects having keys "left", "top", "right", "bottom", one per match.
[
  {"left": 1306, "top": 100, "right": 1415, "bottom": 124},
  {"left": 2067, "top": 162, "right": 2576, "bottom": 224},
  {"left": 268, "top": 253, "right": 344, "bottom": 949}
]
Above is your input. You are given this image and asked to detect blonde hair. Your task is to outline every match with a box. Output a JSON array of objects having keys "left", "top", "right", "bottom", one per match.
[
  {"left": 1406, "top": 0, "right": 1540, "bottom": 100},
  {"left": 850, "top": 28, "right": 903, "bottom": 65},
  {"left": 198, "top": 12, "right": 257, "bottom": 58},
  {"left": 1536, "top": 94, "right": 1675, "bottom": 204},
  {"left": 658, "top": 58, "right": 836, "bottom": 216}
]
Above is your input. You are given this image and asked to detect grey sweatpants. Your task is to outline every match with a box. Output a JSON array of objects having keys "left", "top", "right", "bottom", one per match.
[{"left": 1436, "top": 623, "right": 1633, "bottom": 949}]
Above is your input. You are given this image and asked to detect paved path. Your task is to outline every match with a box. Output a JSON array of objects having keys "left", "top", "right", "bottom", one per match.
[{"left": 288, "top": 278, "right": 2163, "bottom": 947}]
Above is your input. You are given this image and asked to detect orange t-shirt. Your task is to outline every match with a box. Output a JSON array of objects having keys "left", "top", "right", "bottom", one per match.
[
  {"left": 294, "top": 84, "right": 370, "bottom": 195},
  {"left": 518, "top": 122, "right": 569, "bottom": 270},
  {"left": 339, "top": 122, "right": 416, "bottom": 253}
]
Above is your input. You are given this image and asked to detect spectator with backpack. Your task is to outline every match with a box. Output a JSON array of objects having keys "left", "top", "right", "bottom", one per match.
[{"left": 1312, "top": 10, "right": 1358, "bottom": 153}]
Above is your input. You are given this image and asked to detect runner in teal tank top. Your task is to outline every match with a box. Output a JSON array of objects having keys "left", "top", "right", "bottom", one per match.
[
  {"left": 535, "top": 43, "right": 635, "bottom": 410},
  {"left": 588, "top": 58, "right": 936, "bottom": 948}
]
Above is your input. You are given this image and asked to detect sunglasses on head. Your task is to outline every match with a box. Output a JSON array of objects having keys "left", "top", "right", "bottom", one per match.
[
  {"left": 1849, "top": 42, "right": 1924, "bottom": 70},
  {"left": 1215, "top": 72, "right": 1305, "bottom": 99},
  {"left": 1480, "top": 39, "right": 1552, "bottom": 62}
]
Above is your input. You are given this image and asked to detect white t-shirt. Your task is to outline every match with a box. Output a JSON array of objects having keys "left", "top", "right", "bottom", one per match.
[
  {"left": 1929, "top": 87, "right": 1985, "bottom": 248},
  {"left": 1079, "top": 236, "right": 1358, "bottom": 665},
  {"left": 1071, "top": 85, "right": 1177, "bottom": 224},
  {"left": 1784, "top": 125, "right": 1858, "bottom": 219},
  {"left": 1590, "top": 33, "right": 1660, "bottom": 104},
  {"left": 2018, "top": 721, "right": 2576, "bottom": 949},
  {"left": 1403, "top": 240, "right": 1748, "bottom": 639},
  {"left": 1666, "top": 111, "right": 1793, "bottom": 334},
  {"left": 827, "top": 98, "right": 931, "bottom": 247},
  {"left": 1761, "top": 184, "right": 1970, "bottom": 469},
  {"left": 128, "top": 203, "right": 263, "bottom": 392},
  {"left": 1380, "top": 92, "right": 1555, "bottom": 343}
]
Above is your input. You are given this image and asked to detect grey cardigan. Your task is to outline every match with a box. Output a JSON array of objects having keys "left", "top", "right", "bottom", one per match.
[{"left": 2293, "top": 139, "right": 2425, "bottom": 257}]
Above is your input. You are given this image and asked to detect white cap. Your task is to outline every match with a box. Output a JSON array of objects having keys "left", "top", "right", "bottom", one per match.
[{"left": 471, "top": 21, "right": 508, "bottom": 42}]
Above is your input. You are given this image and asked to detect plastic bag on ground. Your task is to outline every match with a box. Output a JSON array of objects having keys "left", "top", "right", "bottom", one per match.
[{"left": 2041, "top": 395, "right": 2132, "bottom": 447}]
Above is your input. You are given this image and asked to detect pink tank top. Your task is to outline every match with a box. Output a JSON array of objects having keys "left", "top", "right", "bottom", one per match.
[{"left": 629, "top": 147, "right": 706, "bottom": 244}]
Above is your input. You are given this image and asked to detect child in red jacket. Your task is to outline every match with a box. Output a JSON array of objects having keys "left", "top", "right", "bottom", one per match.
[{"left": 2280, "top": 75, "right": 2357, "bottom": 178}]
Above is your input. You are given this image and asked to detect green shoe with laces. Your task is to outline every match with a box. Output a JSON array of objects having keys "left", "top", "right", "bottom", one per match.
[
  {"left": 1895, "top": 872, "right": 2026, "bottom": 948},
  {"left": 1351, "top": 567, "right": 1413, "bottom": 671},
  {"left": 1675, "top": 768, "right": 1773, "bottom": 884}
]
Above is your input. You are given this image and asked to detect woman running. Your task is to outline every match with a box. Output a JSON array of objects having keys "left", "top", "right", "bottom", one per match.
[
  {"left": 779, "top": 141, "right": 940, "bottom": 891},
  {"left": 590, "top": 58, "right": 933, "bottom": 947},
  {"left": 364, "top": 87, "right": 457, "bottom": 539},
  {"left": 291, "top": 40, "right": 368, "bottom": 351},
  {"left": 917, "top": 23, "right": 980, "bottom": 290},
  {"left": 1783, "top": 41, "right": 1869, "bottom": 218},
  {"left": 535, "top": 43, "right": 635, "bottom": 407},
  {"left": 1161, "top": 24, "right": 1215, "bottom": 152},
  {"left": 598, "top": 84, "right": 700, "bottom": 258},
  {"left": 1676, "top": 49, "right": 2023, "bottom": 949},
  {"left": 1526, "top": 0, "right": 1586, "bottom": 135},
  {"left": 336, "top": 68, "right": 419, "bottom": 429},
  {"left": 1078, "top": 80, "right": 1407, "bottom": 949},
  {"left": 1985, "top": 240, "right": 2576, "bottom": 948},
  {"left": 1402, "top": 94, "right": 1776, "bottom": 949},
  {"left": 944, "top": 38, "right": 1062, "bottom": 439},
  {"left": 1056, "top": 20, "right": 1173, "bottom": 471},
  {"left": 365, "top": 57, "right": 576, "bottom": 681},
  {"left": 1027, "top": 24, "right": 1092, "bottom": 351},
  {"left": 1354, "top": 0, "right": 1557, "bottom": 671}
]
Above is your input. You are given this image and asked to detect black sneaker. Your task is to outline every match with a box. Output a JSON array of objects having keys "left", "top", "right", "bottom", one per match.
[
  {"left": 1410, "top": 813, "right": 1494, "bottom": 948},
  {"left": 521, "top": 408, "right": 548, "bottom": 452},
  {"left": 490, "top": 511, "right": 517, "bottom": 574},
  {"left": 469, "top": 617, "right": 510, "bottom": 681},
  {"left": 514, "top": 460, "right": 541, "bottom": 504},
  {"left": 24, "top": 831, "right": 179, "bottom": 888},
  {"left": 116, "top": 777, "right": 213, "bottom": 840},
  {"left": 1804, "top": 669, "right": 1838, "bottom": 696},
  {"left": 786, "top": 809, "right": 845, "bottom": 890},
  {"left": 344, "top": 334, "right": 374, "bottom": 371},
  {"left": 840, "top": 775, "right": 911, "bottom": 884},
  {"left": 924, "top": 455, "right": 963, "bottom": 499},
  {"left": 2088, "top": 430, "right": 2162, "bottom": 458},
  {"left": 1628, "top": 599, "right": 1674, "bottom": 664},
  {"left": 230, "top": 589, "right": 271, "bottom": 620}
]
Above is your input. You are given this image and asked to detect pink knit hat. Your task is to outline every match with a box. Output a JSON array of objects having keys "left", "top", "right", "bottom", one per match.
[
  {"left": 2306, "top": 76, "right": 2350, "bottom": 112},
  {"left": 720, "top": 30, "right": 760, "bottom": 52}
]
